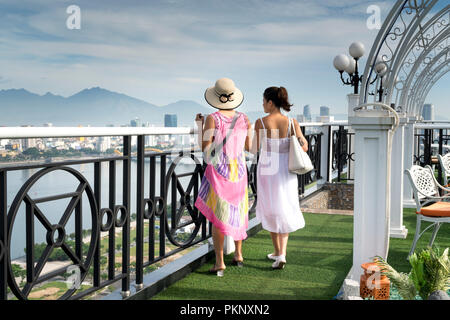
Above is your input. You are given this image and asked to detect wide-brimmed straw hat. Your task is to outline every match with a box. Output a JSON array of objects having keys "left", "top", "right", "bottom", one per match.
[{"left": 204, "top": 78, "right": 244, "bottom": 110}]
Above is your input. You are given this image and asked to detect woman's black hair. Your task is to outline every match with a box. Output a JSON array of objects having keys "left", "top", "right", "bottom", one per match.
[{"left": 263, "top": 86, "right": 293, "bottom": 112}]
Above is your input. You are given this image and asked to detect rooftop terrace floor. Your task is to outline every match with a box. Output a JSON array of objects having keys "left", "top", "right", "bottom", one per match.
[{"left": 151, "top": 209, "right": 450, "bottom": 300}]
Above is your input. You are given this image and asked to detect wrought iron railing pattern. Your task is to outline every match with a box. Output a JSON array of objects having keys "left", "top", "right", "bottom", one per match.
[{"left": 331, "top": 126, "right": 354, "bottom": 182}]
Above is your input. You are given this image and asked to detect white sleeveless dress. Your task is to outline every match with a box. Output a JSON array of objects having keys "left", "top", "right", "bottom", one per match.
[{"left": 255, "top": 118, "right": 305, "bottom": 234}]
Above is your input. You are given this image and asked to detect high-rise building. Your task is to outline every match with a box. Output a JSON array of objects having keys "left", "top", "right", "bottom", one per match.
[
  {"left": 20, "top": 125, "right": 36, "bottom": 150},
  {"left": 164, "top": 114, "right": 177, "bottom": 127},
  {"left": 142, "top": 122, "right": 157, "bottom": 146},
  {"left": 97, "top": 136, "right": 111, "bottom": 152},
  {"left": 320, "top": 106, "right": 330, "bottom": 117},
  {"left": 422, "top": 104, "right": 434, "bottom": 121},
  {"left": 130, "top": 117, "right": 141, "bottom": 127},
  {"left": 297, "top": 114, "right": 306, "bottom": 123},
  {"left": 303, "top": 105, "right": 312, "bottom": 122}
]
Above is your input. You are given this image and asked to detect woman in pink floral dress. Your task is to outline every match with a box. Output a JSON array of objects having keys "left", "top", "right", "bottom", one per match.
[{"left": 195, "top": 78, "right": 252, "bottom": 276}]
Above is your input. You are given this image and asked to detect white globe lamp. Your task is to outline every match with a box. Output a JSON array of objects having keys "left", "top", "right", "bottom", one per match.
[
  {"left": 349, "top": 42, "right": 365, "bottom": 59},
  {"left": 333, "top": 54, "right": 350, "bottom": 72},
  {"left": 345, "top": 57, "right": 356, "bottom": 75},
  {"left": 375, "top": 62, "right": 388, "bottom": 77}
]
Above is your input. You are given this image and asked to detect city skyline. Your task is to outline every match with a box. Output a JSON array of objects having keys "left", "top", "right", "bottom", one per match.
[{"left": 0, "top": 85, "right": 445, "bottom": 129}]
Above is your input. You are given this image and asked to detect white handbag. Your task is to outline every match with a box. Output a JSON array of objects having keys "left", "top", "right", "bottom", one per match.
[{"left": 288, "top": 118, "right": 313, "bottom": 175}]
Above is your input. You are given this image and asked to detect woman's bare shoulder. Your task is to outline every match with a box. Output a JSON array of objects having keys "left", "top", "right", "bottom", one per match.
[
  {"left": 204, "top": 114, "right": 215, "bottom": 127},
  {"left": 254, "top": 117, "right": 263, "bottom": 129}
]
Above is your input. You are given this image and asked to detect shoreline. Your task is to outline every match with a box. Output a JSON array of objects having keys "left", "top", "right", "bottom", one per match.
[{"left": 0, "top": 156, "right": 115, "bottom": 167}]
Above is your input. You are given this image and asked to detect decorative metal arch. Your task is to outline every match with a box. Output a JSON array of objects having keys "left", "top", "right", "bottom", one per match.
[
  {"left": 416, "top": 61, "right": 450, "bottom": 115},
  {"left": 361, "top": 0, "right": 449, "bottom": 116},
  {"left": 400, "top": 30, "right": 449, "bottom": 112},
  {"left": 409, "top": 48, "right": 450, "bottom": 114}
]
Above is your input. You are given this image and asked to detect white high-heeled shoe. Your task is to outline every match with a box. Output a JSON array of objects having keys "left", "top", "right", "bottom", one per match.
[{"left": 272, "top": 255, "right": 286, "bottom": 269}]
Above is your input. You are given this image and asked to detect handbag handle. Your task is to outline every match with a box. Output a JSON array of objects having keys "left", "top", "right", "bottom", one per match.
[
  {"left": 289, "top": 118, "right": 295, "bottom": 137},
  {"left": 289, "top": 118, "right": 305, "bottom": 147}
]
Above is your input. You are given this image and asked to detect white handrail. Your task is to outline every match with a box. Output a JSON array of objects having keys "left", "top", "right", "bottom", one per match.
[
  {"left": 0, "top": 126, "right": 194, "bottom": 139},
  {"left": 415, "top": 124, "right": 450, "bottom": 129},
  {"left": 0, "top": 122, "right": 350, "bottom": 139}
]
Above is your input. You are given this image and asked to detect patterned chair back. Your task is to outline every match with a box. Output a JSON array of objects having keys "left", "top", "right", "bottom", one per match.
[
  {"left": 405, "top": 165, "right": 439, "bottom": 211},
  {"left": 438, "top": 153, "right": 450, "bottom": 184}
]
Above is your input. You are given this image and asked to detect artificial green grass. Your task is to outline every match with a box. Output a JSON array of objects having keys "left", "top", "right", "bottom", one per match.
[
  {"left": 152, "top": 213, "right": 354, "bottom": 300},
  {"left": 151, "top": 208, "right": 450, "bottom": 300}
]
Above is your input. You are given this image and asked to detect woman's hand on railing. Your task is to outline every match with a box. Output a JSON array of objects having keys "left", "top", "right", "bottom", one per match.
[{"left": 195, "top": 113, "right": 205, "bottom": 128}]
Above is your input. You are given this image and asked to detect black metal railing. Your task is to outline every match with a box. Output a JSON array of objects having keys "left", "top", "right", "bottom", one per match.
[
  {"left": 414, "top": 128, "right": 450, "bottom": 185},
  {"left": 328, "top": 126, "right": 353, "bottom": 182},
  {"left": 298, "top": 131, "right": 322, "bottom": 194},
  {"left": 0, "top": 135, "right": 215, "bottom": 300},
  {"left": 0, "top": 126, "right": 349, "bottom": 300},
  {"left": 1, "top": 151, "right": 128, "bottom": 300}
]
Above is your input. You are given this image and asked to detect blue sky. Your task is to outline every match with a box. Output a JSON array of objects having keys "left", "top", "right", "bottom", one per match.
[{"left": 0, "top": 0, "right": 448, "bottom": 117}]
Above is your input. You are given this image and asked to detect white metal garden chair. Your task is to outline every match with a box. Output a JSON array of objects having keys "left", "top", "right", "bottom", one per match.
[
  {"left": 404, "top": 165, "right": 450, "bottom": 259},
  {"left": 437, "top": 153, "right": 450, "bottom": 186}
]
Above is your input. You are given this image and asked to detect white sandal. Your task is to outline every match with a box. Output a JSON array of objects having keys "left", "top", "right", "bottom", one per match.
[
  {"left": 267, "top": 253, "right": 279, "bottom": 261},
  {"left": 272, "top": 255, "right": 286, "bottom": 269}
]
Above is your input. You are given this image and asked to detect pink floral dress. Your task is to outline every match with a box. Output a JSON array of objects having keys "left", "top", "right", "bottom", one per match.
[{"left": 194, "top": 111, "right": 249, "bottom": 240}]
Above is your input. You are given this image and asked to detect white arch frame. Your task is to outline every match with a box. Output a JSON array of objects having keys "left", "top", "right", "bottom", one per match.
[
  {"left": 416, "top": 62, "right": 450, "bottom": 116},
  {"left": 360, "top": 1, "right": 449, "bottom": 116},
  {"left": 403, "top": 40, "right": 450, "bottom": 114}
]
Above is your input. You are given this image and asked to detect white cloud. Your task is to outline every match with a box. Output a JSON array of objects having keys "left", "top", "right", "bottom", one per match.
[{"left": 0, "top": 0, "right": 447, "bottom": 115}]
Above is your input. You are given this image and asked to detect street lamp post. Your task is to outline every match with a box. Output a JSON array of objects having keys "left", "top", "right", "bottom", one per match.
[
  {"left": 369, "top": 59, "right": 388, "bottom": 102},
  {"left": 333, "top": 42, "right": 366, "bottom": 94}
]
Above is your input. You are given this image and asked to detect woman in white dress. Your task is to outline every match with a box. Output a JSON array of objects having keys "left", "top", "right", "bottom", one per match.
[{"left": 253, "top": 86, "right": 308, "bottom": 269}]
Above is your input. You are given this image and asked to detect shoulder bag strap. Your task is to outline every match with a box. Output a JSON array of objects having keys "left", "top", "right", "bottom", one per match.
[{"left": 211, "top": 112, "right": 240, "bottom": 156}]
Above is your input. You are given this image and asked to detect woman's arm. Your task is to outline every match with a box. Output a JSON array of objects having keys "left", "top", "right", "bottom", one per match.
[
  {"left": 251, "top": 118, "right": 262, "bottom": 155},
  {"left": 244, "top": 115, "right": 253, "bottom": 152},
  {"left": 293, "top": 119, "right": 308, "bottom": 152},
  {"left": 195, "top": 113, "right": 215, "bottom": 152}
]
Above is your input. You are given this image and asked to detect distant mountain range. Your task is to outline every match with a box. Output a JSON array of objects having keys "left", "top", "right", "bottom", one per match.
[
  {"left": 0, "top": 87, "right": 355, "bottom": 127},
  {"left": 0, "top": 87, "right": 215, "bottom": 127}
]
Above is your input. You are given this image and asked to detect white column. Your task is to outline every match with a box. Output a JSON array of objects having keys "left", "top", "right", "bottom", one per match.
[
  {"left": 390, "top": 115, "right": 408, "bottom": 239},
  {"left": 403, "top": 116, "right": 417, "bottom": 208},
  {"left": 320, "top": 124, "right": 333, "bottom": 183},
  {"left": 347, "top": 94, "right": 359, "bottom": 181},
  {"left": 348, "top": 110, "right": 395, "bottom": 281}
]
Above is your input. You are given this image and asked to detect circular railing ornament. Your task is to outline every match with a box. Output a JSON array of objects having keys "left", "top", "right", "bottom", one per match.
[
  {"left": 154, "top": 197, "right": 166, "bottom": 217},
  {"left": 114, "top": 205, "right": 128, "bottom": 228},
  {"left": 143, "top": 199, "right": 155, "bottom": 219},
  {"left": 46, "top": 224, "right": 66, "bottom": 247},
  {"left": 6, "top": 166, "right": 99, "bottom": 300},
  {"left": 100, "top": 208, "right": 115, "bottom": 232},
  {"left": 164, "top": 152, "right": 203, "bottom": 247}
]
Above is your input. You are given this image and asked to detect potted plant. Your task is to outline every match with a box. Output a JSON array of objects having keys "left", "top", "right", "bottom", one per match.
[{"left": 375, "top": 247, "right": 450, "bottom": 300}]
